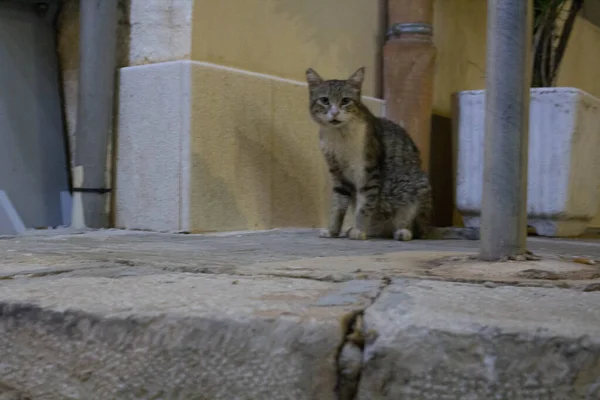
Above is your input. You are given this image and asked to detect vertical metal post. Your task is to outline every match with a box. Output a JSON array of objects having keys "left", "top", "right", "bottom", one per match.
[
  {"left": 73, "top": 0, "right": 118, "bottom": 229},
  {"left": 480, "top": 0, "right": 532, "bottom": 260}
]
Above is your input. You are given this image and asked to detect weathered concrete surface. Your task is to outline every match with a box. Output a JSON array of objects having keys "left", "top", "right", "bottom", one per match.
[
  {"left": 1, "top": 228, "right": 600, "bottom": 398},
  {"left": 358, "top": 279, "right": 600, "bottom": 399},
  {"left": 0, "top": 276, "right": 380, "bottom": 399},
  {"left": 2, "top": 228, "right": 600, "bottom": 289}
]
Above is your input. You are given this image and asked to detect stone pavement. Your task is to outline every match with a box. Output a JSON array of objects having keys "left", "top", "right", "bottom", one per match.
[{"left": 0, "top": 228, "right": 600, "bottom": 399}]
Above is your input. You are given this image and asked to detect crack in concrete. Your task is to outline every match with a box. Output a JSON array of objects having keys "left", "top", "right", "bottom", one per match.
[
  {"left": 0, "top": 269, "right": 77, "bottom": 280},
  {"left": 335, "top": 310, "right": 364, "bottom": 400},
  {"left": 0, "top": 265, "right": 122, "bottom": 280},
  {"left": 334, "top": 276, "right": 391, "bottom": 400}
]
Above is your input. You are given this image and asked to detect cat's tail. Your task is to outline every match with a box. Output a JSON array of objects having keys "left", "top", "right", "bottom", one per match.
[
  {"left": 423, "top": 226, "right": 480, "bottom": 240},
  {"left": 413, "top": 193, "right": 479, "bottom": 240}
]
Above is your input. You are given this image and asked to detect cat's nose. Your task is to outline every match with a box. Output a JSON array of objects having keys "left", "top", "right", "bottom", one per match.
[{"left": 329, "top": 106, "right": 340, "bottom": 117}]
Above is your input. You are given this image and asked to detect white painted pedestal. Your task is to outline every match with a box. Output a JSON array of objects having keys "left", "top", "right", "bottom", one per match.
[{"left": 455, "top": 88, "right": 600, "bottom": 237}]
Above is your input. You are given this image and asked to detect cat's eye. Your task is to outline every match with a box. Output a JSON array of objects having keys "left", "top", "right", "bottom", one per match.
[
  {"left": 340, "top": 98, "right": 352, "bottom": 106},
  {"left": 319, "top": 97, "right": 330, "bottom": 105}
]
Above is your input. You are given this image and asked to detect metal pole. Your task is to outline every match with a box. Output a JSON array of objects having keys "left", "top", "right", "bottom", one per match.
[
  {"left": 480, "top": 0, "right": 532, "bottom": 261},
  {"left": 73, "top": 0, "right": 118, "bottom": 229}
]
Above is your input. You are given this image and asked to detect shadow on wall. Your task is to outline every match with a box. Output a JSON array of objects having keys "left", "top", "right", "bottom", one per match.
[
  {"left": 272, "top": 0, "right": 387, "bottom": 97},
  {"left": 271, "top": 124, "right": 328, "bottom": 229},
  {"left": 189, "top": 89, "right": 273, "bottom": 232},
  {"left": 56, "top": 0, "right": 132, "bottom": 185},
  {"left": 187, "top": 65, "right": 329, "bottom": 232},
  {"left": 228, "top": 104, "right": 273, "bottom": 230},
  {"left": 56, "top": 0, "right": 132, "bottom": 226},
  {"left": 189, "top": 155, "right": 250, "bottom": 233}
]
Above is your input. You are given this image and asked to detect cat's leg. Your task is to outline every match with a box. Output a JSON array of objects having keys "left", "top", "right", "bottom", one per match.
[
  {"left": 348, "top": 167, "right": 380, "bottom": 240},
  {"left": 320, "top": 182, "right": 352, "bottom": 238},
  {"left": 392, "top": 203, "right": 419, "bottom": 241}
]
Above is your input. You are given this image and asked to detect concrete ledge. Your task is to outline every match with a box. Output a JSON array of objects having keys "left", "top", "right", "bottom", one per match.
[
  {"left": 0, "top": 302, "right": 339, "bottom": 399},
  {"left": 1, "top": 230, "right": 600, "bottom": 398},
  {"left": 1, "top": 268, "right": 599, "bottom": 398},
  {"left": 114, "top": 60, "right": 386, "bottom": 232},
  {"left": 359, "top": 279, "right": 600, "bottom": 399},
  {"left": 0, "top": 272, "right": 382, "bottom": 399}
]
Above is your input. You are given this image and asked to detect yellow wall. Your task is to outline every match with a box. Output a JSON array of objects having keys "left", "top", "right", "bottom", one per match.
[
  {"left": 557, "top": 16, "right": 600, "bottom": 230},
  {"left": 432, "top": 0, "right": 488, "bottom": 117},
  {"left": 190, "top": 0, "right": 384, "bottom": 98},
  {"left": 432, "top": 0, "right": 600, "bottom": 115},
  {"left": 556, "top": 17, "right": 600, "bottom": 99},
  {"left": 568, "top": 20, "right": 600, "bottom": 227}
]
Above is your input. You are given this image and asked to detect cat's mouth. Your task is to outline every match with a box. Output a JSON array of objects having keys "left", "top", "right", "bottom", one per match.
[{"left": 329, "top": 119, "right": 342, "bottom": 126}]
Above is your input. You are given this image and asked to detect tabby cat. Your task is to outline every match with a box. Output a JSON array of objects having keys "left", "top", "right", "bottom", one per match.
[{"left": 305, "top": 67, "right": 478, "bottom": 241}]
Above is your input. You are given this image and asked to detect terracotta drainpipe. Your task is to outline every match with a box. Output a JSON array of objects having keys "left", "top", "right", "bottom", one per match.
[{"left": 383, "top": 0, "right": 435, "bottom": 172}]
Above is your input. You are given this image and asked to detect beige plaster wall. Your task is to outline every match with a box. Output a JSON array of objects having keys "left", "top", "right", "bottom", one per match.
[
  {"left": 568, "top": 20, "right": 600, "bottom": 228},
  {"left": 432, "top": 0, "right": 488, "bottom": 117},
  {"left": 556, "top": 17, "right": 600, "bottom": 100},
  {"left": 558, "top": 17, "right": 600, "bottom": 228},
  {"left": 190, "top": 0, "right": 384, "bottom": 98}
]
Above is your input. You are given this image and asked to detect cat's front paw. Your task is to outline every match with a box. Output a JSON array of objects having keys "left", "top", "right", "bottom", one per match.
[
  {"left": 347, "top": 227, "right": 367, "bottom": 240},
  {"left": 319, "top": 228, "right": 340, "bottom": 238},
  {"left": 393, "top": 228, "right": 413, "bottom": 241}
]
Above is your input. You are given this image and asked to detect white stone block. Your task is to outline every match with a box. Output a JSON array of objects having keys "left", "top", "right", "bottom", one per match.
[
  {"left": 114, "top": 61, "right": 190, "bottom": 231},
  {"left": 456, "top": 88, "right": 600, "bottom": 237}
]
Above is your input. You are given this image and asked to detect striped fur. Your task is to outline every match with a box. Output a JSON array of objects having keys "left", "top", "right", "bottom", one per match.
[{"left": 306, "top": 67, "right": 478, "bottom": 241}]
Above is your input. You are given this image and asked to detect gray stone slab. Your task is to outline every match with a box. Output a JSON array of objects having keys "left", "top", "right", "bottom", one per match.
[
  {"left": 0, "top": 272, "right": 383, "bottom": 399},
  {"left": 357, "top": 279, "right": 600, "bottom": 399}
]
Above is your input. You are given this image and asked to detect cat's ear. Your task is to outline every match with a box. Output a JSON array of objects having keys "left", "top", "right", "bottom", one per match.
[
  {"left": 306, "top": 68, "right": 323, "bottom": 87},
  {"left": 347, "top": 67, "right": 365, "bottom": 89}
]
